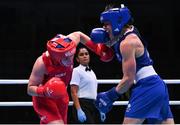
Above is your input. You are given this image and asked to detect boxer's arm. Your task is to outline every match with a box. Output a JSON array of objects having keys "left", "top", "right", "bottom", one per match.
[
  {"left": 27, "top": 56, "right": 46, "bottom": 96},
  {"left": 78, "top": 31, "right": 114, "bottom": 62},
  {"left": 95, "top": 37, "right": 136, "bottom": 113},
  {"left": 116, "top": 36, "right": 136, "bottom": 94},
  {"left": 67, "top": 31, "right": 91, "bottom": 46},
  {"left": 72, "top": 28, "right": 109, "bottom": 44},
  {"left": 67, "top": 31, "right": 113, "bottom": 62}
]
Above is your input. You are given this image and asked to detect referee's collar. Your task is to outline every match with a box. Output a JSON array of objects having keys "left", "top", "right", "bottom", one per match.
[{"left": 79, "top": 64, "right": 91, "bottom": 71}]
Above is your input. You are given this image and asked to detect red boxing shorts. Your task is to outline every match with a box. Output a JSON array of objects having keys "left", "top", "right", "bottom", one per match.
[{"left": 32, "top": 92, "right": 69, "bottom": 124}]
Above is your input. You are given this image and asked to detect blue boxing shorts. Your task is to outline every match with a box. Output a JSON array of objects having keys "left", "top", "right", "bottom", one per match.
[{"left": 125, "top": 75, "right": 173, "bottom": 123}]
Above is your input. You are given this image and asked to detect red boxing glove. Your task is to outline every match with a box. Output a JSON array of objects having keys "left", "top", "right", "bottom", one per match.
[
  {"left": 99, "top": 44, "right": 114, "bottom": 62},
  {"left": 85, "top": 40, "right": 114, "bottom": 62},
  {"left": 36, "top": 77, "right": 67, "bottom": 98}
]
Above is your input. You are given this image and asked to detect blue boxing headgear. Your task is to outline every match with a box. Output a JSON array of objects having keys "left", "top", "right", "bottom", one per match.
[{"left": 100, "top": 5, "right": 132, "bottom": 36}]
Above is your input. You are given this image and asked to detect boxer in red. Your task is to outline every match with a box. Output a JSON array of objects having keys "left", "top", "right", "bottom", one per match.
[
  {"left": 27, "top": 32, "right": 113, "bottom": 124},
  {"left": 27, "top": 34, "right": 76, "bottom": 124}
]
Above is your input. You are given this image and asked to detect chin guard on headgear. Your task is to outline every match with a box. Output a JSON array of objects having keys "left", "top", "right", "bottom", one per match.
[
  {"left": 100, "top": 5, "right": 132, "bottom": 36},
  {"left": 47, "top": 34, "right": 76, "bottom": 65}
]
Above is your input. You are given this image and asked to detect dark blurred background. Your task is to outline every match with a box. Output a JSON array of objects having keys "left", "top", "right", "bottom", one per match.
[{"left": 0, "top": 0, "right": 180, "bottom": 124}]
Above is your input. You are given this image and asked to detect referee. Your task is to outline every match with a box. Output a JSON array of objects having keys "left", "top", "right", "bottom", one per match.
[{"left": 70, "top": 47, "right": 106, "bottom": 124}]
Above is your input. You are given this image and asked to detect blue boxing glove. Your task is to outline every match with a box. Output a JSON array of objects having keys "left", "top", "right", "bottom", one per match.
[
  {"left": 90, "top": 28, "right": 110, "bottom": 43},
  {"left": 77, "top": 108, "right": 87, "bottom": 123},
  {"left": 95, "top": 87, "right": 121, "bottom": 113}
]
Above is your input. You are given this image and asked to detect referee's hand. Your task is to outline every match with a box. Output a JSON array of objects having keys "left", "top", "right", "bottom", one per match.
[{"left": 77, "top": 108, "right": 87, "bottom": 122}]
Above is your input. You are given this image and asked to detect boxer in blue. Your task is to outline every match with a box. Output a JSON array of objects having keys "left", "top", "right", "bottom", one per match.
[{"left": 90, "top": 4, "right": 175, "bottom": 124}]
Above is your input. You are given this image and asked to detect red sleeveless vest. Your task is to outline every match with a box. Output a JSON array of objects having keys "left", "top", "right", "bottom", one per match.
[{"left": 42, "top": 52, "right": 73, "bottom": 86}]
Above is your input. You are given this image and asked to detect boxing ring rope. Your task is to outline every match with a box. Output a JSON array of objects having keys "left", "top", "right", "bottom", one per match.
[
  {"left": 0, "top": 79, "right": 180, "bottom": 106},
  {"left": 0, "top": 79, "right": 180, "bottom": 84},
  {"left": 1, "top": 101, "right": 180, "bottom": 107}
]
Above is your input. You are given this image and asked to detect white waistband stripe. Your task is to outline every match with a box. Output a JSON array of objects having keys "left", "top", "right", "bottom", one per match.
[{"left": 135, "top": 65, "right": 157, "bottom": 82}]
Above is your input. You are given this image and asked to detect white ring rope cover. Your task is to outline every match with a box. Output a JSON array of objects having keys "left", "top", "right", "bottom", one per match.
[
  {"left": 0, "top": 79, "right": 180, "bottom": 84},
  {"left": 0, "top": 101, "right": 180, "bottom": 106}
]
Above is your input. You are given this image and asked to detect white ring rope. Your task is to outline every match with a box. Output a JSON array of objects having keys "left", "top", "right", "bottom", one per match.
[
  {"left": 0, "top": 79, "right": 180, "bottom": 106},
  {"left": 0, "top": 79, "right": 180, "bottom": 84},
  {"left": 0, "top": 101, "right": 180, "bottom": 106}
]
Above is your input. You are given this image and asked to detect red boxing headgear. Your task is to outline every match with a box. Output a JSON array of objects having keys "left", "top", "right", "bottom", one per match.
[{"left": 47, "top": 35, "right": 76, "bottom": 65}]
